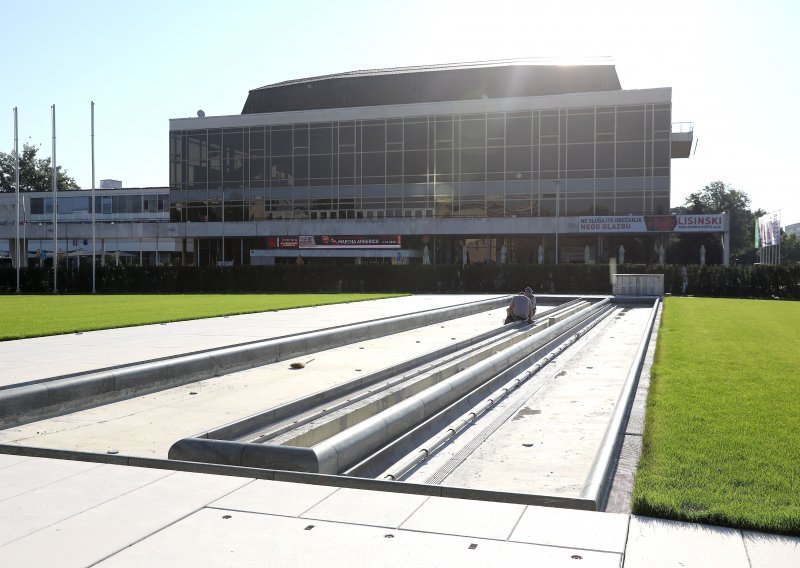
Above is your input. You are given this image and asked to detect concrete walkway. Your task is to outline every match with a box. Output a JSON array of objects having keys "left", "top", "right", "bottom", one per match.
[
  {"left": 0, "top": 453, "right": 795, "bottom": 567},
  {"left": 0, "top": 295, "right": 797, "bottom": 567},
  {"left": 0, "top": 294, "right": 504, "bottom": 388}
]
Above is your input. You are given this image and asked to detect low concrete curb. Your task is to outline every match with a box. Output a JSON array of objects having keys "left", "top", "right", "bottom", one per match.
[
  {"left": 580, "top": 297, "right": 660, "bottom": 506},
  {"left": 0, "top": 443, "right": 595, "bottom": 511}
]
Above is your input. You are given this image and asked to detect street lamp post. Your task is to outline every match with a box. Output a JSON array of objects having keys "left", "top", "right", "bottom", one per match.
[
  {"left": 51, "top": 104, "right": 58, "bottom": 294},
  {"left": 91, "top": 101, "right": 96, "bottom": 293},
  {"left": 14, "top": 107, "right": 21, "bottom": 294}
]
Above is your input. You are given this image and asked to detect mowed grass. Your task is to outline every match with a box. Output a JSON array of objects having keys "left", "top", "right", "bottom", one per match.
[
  {"left": 633, "top": 297, "right": 800, "bottom": 535},
  {"left": 0, "top": 294, "right": 404, "bottom": 341}
]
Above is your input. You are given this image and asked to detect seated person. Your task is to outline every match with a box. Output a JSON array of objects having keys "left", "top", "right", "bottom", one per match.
[{"left": 504, "top": 286, "right": 536, "bottom": 324}]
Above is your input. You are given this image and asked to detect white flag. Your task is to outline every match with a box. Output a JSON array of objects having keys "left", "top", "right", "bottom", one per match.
[
  {"left": 758, "top": 216, "right": 773, "bottom": 246},
  {"left": 769, "top": 211, "right": 781, "bottom": 244}
]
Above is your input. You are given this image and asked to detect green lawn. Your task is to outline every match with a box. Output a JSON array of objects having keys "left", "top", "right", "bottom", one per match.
[
  {"left": 633, "top": 297, "right": 800, "bottom": 535},
  {"left": 0, "top": 294, "right": 404, "bottom": 341}
]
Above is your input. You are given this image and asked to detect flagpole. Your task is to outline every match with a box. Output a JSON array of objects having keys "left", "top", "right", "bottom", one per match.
[
  {"left": 14, "top": 107, "right": 21, "bottom": 294},
  {"left": 91, "top": 101, "right": 96, "bottom": 293},
  {"left": 754, "top": 215, "right": 758, "bottom": 263},
  {"left": 52, "top": 104, "right": 58, "bottom": 294}
]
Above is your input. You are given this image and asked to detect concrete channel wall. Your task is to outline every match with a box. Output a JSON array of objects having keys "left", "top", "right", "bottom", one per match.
[
  {"left": 312, "top": 302, "right": 610, "bottom": 475},
  {"left": 272, "top": 302, "right": 589, "bottom": 448},
  {"left": 168, "top": 296, "right": 662, "bottom": 513},
  {"left": 169, "top": 300, "right": 611, "bottom": 475},
  {"left": 0, "top": 296, "right": 510, "bottom": 429},
  {"left": 192, "top": 306, "right": 581, "bottom": 440},
  {"left": 581, "top": 297, "right": 660, "bottom": 507}
]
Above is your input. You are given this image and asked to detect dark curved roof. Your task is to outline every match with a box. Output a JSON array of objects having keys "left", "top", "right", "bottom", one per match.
[{"left": 241, "top": 59, "right": 621, "bottom": 114}]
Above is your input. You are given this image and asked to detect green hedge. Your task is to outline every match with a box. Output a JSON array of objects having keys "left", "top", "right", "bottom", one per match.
[
  {"left": 617, "top": 264, "right": 800, "bottom": 299},
  {"left": 1, "top": 264, "right": 798, "bottom": 298}
]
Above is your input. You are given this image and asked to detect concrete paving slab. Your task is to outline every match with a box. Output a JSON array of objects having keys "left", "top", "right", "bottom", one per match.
[
  {"left": 400, "top": 496, "right": 526, "bottom": 540},
  {"left": 742, "top": 530, "right": 800, "bottom": 567},
  {"left": 93, "top": 507, "right": 623, "bottom": 568},
  {"left": 0, "top": 451, "right": 794, "bottom": 568},
  {"left": 302, "top": 487, "right": 429, "bottom": 528},
  {"left": 625, "top": 516, "right": 750, "bottom": 568},
  {"left": 210, "top": 478, "right": 338, "bottom": 517},
  {"left": 510, "top": 504, "right": 629, "bottom": 553},
  {"left": 0, "top": 463, "right": 170, "bottom": 546},
  {"left": 0, "top": 469, "right": 251, "bottom": 568},
  {"left": 0, "top": 453, "right": 31, "bottom": 469},
  {"left": 0, "top": 456, "right": 102, "bottom": 501}
]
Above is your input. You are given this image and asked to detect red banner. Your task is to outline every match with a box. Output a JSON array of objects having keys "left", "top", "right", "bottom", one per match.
[
  {"left": 266, "top": 235, "right": 401, "bottom": 249},
  {"left": 265, "top": 237, "right": 299, "bottom": 249}
]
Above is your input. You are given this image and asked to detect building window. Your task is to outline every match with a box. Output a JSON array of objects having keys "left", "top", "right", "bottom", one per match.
[{"left": 170, "top": 95, "right": 670, "bottom": 220}]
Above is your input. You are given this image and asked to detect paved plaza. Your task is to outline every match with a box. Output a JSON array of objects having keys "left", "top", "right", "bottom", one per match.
[{"left": 0, "top": 295, "right": 797, "bottom": 567}]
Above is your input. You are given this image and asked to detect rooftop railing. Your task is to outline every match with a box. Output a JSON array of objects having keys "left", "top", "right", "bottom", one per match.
[{"left": 672, "top": 121, "right": 694, "bottom": 134}]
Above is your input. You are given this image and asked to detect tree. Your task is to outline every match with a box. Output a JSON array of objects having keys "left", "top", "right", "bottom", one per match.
[
  {"left": 0, "top": 143, "right": 80, "bottom": 192},
  {"left": 782, "top": 232, "right": 800, "bottom": 265},
  {"left": 669, "top": 181, "right": 761, "bottom": 264}
]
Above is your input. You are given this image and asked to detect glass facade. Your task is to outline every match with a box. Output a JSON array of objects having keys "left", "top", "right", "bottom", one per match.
[
  {"left": 169, "top": 104, "right": 671, "bottom": 222},
  {"left": 29, "top": 193, "right": 169, "bottom": 220}
]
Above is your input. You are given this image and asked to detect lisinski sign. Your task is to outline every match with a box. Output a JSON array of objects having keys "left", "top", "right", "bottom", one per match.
[{"left": 578, "top": 215, "right": 724, "bottom": 233}]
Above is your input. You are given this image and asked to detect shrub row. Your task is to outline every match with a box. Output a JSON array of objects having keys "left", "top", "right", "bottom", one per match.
[
  {"left": 617, "top": 264, "right": 800, "bottom": 299},
  {"left": 1, "top": 264, "right": 798, "bottom": 298}
]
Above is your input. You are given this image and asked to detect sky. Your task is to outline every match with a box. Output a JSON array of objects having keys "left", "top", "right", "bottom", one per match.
[{"left": 2, "top": 0, "right": 798, "bottom": 225}]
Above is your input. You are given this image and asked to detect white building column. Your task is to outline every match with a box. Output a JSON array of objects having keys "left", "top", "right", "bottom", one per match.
[{"left": 722, "top": 212, "right": 730, "bottom": 266}]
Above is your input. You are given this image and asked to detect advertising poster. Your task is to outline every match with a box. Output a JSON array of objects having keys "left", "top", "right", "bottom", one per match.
[
  {"left": 266, "top": 235, "right": 402, "bottom": 249},
  {"left": 578, "top": 215, "right": 723, "bottom": 233}
]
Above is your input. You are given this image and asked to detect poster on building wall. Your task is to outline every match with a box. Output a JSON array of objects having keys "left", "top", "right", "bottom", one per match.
[
  {"left": 266, "top": 237, "right": 299, "bottom": 249},
  {"left": 298, "top": 235, "right": 402, "bottom": 249},
  {"left": 578, "top": 216, "right": 648, "bottom": 232},
  {"left": 578, "top": 215, "right": 723, "bottom": 233},
  {"left": 266, "top": 235, "right": 402, "bottom": 249}
]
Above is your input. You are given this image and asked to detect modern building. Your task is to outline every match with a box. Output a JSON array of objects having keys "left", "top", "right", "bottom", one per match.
[
  {"left": 0, "top": 187, "right": 178, "bottom": 268},
  {"left": 3, "top": 59, "right": 730, "bottom": 268},
  {"left": 168, "top": 59, "right": 714, "bottom": 266}
]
